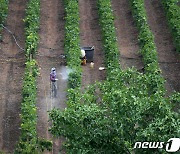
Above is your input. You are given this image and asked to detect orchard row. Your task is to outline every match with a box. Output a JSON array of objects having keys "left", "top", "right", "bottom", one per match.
[{"left": 1, "top": 0, "right": 179, "bottom": 153}]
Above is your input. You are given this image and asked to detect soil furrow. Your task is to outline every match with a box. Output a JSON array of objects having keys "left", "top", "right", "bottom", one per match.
[
  {"left": 37, "top": 0, "right": 66, "bottom": 153},
  {"left": 144, "top": 0, "right": 180, "bottom": 93},
  {"left": 79, "top": 0, "right": 105, "bottom": 88},
  {"left": 0, "top": 0, "right": 27, "bottom": 152},
  {"left": 111, "top": 0, "right": 144, "bottom": 71}
]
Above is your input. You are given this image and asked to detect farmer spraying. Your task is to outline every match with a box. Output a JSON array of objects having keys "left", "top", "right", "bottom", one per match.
[{"left": 50, "top": 67, "right": 58, "bottom": 97}]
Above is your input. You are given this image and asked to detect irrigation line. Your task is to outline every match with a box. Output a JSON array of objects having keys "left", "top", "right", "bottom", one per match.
[
  {"left": 121, "top": 55, "right": 180, "bottom": 64},
  {"left": 37, "top": 52, "right": 66, "bottom": 59},
  {"left": 2, "top": 24, "right": 25, "bottom": 51}
]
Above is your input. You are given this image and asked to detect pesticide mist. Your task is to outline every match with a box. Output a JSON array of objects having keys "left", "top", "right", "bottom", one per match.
[{"left": 59, "top": 66, "right": 73, "bottom": 80}]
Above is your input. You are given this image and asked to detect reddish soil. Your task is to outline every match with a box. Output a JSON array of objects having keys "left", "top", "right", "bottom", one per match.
[
  {"left": 79, "top": 0, "right": 106, "bottom": 88},
  {"left": 0, "top": 0, "right": 27, "bottom": 152},
  {"left": 144, "top": 0, "right": 180, "bottom": 93},
  {"left": 111, "top": 0, "right": 144, "bottom": 71},
  {"left": 36, "top": 0, "right": 66, "bottom": 153}
]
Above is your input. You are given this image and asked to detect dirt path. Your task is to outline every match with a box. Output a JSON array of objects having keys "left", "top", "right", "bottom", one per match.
[
  {"left": 144, "top": 0, "right": 180, "bottom": 93},
  {"left": 0, "top": 0, "right": 27, "bottom": 152},
  {"left": 79, "top": 0, "right": 105, "bottom": 88},
  {"left": 37, "top": 0, "right": 66, "bottom": 153},
  {"left": 111, "top": 0, "right": 144, "bottom": 71}
]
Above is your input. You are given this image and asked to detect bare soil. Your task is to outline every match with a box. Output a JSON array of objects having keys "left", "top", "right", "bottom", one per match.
[
  {"left": 79, "top": 0, "right": 106, "bottom": 88},
  {"left": 144, "top": 0, "right": 180, "bottom": 93},
  {"left": 36, "top": 0, "right": 66, "bottom": 153},
  {"left": 0, "top": 0, "right": 27, "bottom": 152},
  {"left": 111, "top": 0, "right": 144, "bottom": 71}
]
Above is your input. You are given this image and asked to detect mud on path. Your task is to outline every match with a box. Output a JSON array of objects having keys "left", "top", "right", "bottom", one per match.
[
  {"left": 0, "top": 0, "right": 27, "bottom": 152},
  {"left": 79, "top": 0, "right": 105, "bottom": 88},
  {"left": 144, "top": 0, "right": 180, "bottom": 93},
  {"left": 111, "top": 0, "right": 144, "bottom": 71},
  {"left": 37, "top": 0, "right": 66, "bottom": 153}
]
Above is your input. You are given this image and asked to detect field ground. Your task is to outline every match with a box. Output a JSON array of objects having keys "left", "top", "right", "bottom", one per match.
[
  {"left": 36, "top": 0, "right": 66, "bottom": 153},
  {"left": 112, "top": 0, "right": 144, "bottom": 71},
  {"left": 0, "top": 0, "right": 27, "bottom": 152},
  {"left": 145, "top": 0, "right": 180, "bottom": 93},
  {"left": 79, "top": 0, "right": 106, "bottom": 88}
]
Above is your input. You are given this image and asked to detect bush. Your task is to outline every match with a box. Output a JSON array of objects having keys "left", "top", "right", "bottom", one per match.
[
  {"left": 129, "top": 0, "right": 165, "bottom": 95},
  {"left": 161, "top": 0, "right": 180, "bottom": 53},
  {"left": 97, "top": 0, "right": 120, "bottom": 76},
  {"left": 64, "top": 0, "right": 82, "bottom": 90}
]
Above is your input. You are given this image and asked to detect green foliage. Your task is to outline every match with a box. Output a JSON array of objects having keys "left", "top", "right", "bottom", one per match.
[
  {"left": 170, "top": 92, "right": 180, "bottom": 104},
  {"left": 0, "top": 0, "right": 8, "bottom": 40},
  {"left": 169, "top": 92, "right": 180, "bottom": 113},
  {"left": 161, "top": 0, "right": 180, "bottom": 53},
  {"left": 64, "top": 0, "right": 82, "bottom": 90},
  {"left": 129, "top": 0, "right": 165, "bottom": 95},
  {"left": 15, "top": 0, "right": 52, "bottom": 152},
  {"left": 24, "top": 0, "right": 40, "bottom": 60},
  {"left": 49, "top": 68, "right": 180, "bottom": 154},
  {"left": 15, "top": 62, "right": 38, "bottom": 153},
  {"left": 97, "top": 0, "right": 120, "bottom": 75},
  {"left": 0, "top": 0, "right": 8, "bottom": 24},
  {"left": 38, "top": 138, "right": 53, "bottom": 152},
  {"left": 15, "top": 61, "right": 53, "bottom": 153},
  {"left": 49, "top": 0, "right": 179, "bottom": 153},
  {"left": 68, "top": 70, "right": 81, "bottom": 89}
]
